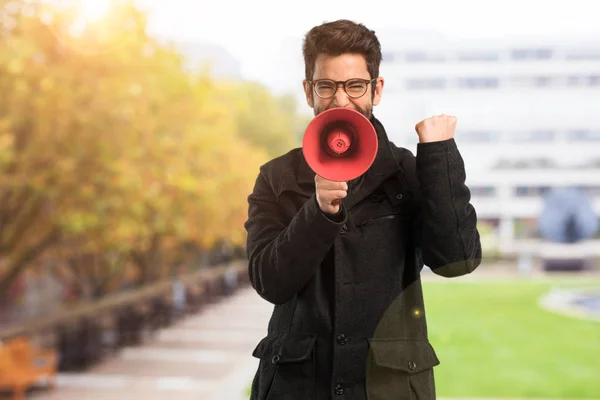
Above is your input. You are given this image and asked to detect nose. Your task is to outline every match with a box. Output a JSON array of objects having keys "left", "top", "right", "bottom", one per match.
[{"left": 331, "top": 83, "right": 350, "bottom": 107}]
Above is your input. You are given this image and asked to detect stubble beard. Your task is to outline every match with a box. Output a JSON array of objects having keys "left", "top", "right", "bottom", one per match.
[{"left": 313, "top": 103, "right": 373, "bottom": 120}]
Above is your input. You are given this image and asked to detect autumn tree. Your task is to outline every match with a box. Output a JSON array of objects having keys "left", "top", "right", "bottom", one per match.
[{"left": 0, "top": 0, "right": 301, "bottom": 298}]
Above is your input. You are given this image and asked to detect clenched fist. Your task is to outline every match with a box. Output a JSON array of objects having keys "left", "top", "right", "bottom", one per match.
[
  {"left": 315, "top": 175, "right": 347, "bottom": 215},
  {"left": 415, "top": 114, "right": 457, "bottom": 143}
]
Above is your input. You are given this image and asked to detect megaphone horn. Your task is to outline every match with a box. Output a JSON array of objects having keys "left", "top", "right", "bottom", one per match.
[{"left": 302, "top": 108, "right": 378, "bottom": 183}]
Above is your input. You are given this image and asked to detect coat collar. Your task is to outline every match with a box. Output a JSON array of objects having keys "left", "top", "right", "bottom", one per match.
[{"left": 296, "top": 113, "right": 401, "bottom": 210}]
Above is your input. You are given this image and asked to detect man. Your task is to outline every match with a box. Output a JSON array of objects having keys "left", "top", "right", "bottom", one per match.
[{"left": 244, "top": 19, "right": 482, "bottom": 400}]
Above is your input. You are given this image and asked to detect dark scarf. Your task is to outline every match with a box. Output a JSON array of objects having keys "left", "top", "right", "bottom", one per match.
[{"left": 348, "top": 113, "right": 391, "bottom": 194}]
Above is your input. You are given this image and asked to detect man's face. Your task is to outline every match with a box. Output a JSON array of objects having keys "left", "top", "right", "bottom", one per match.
[{"left": 303, "top": 53, "right": 384, "bottom": 119}]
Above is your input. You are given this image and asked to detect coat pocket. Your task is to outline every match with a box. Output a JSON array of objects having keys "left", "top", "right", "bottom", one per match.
[
  {"left": 366, "top": 338, "right": 440, "bottom": 400},
  {"left": 353, "top": 183, "right": 412, "bottom": 228},
  {"left": 251, "top": 331, "right": 317, "bottom": 400},
  {"left": 356, "top": 212, "right": 407, "bottom": 227}
]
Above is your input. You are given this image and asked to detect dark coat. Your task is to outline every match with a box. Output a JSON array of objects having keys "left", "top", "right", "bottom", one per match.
[{"left": 244, "top": 115, "right": 482, "bottom": 400}]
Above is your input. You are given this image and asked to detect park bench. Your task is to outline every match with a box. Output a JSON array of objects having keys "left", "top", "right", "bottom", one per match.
[{"left": 0, "top": 337, "right": 57, "bottom": 399}]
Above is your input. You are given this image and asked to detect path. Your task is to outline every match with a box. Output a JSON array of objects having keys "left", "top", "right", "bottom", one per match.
[{"left": 30, "top": 286, "right": 272, "bottom": 400}]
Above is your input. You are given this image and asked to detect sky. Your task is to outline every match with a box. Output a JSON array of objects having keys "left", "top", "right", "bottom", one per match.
[
  {"left": 128, "top": 0, "right": 600, "bottom": 84},
  {"left": 67, "top": 0, "right": 600, "bottom": 86}
]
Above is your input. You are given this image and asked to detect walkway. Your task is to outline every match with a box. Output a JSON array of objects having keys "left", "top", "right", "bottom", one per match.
[{"left": 30, "top": 286, "right": 272, "bottom": 400}]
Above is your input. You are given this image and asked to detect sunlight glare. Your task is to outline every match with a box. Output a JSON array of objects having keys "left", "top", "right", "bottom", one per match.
[{"left": 80, "top": 0, "right": 112, "bottom": 22}]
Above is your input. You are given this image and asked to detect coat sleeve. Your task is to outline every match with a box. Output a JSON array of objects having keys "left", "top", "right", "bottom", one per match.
[
  {"left": 412, "top": 138, "right": 482, "bottom": 277},
  {"left": 244, "top": 166, "right": 347, "bottom": 304}
]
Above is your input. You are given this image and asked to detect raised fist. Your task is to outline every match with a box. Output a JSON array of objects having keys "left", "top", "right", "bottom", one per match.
[{"left": 415, "top": 114, "right": 457, "bottom": 143}]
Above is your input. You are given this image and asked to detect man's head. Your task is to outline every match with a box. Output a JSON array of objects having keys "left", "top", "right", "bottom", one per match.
[{"left": 302, "top": 19, "right": 384, "bottom": 119}]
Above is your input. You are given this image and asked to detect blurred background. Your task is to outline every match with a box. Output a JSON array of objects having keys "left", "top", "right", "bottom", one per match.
[{"left": 0, "top": 0, "right": 599, "bottom": 399}]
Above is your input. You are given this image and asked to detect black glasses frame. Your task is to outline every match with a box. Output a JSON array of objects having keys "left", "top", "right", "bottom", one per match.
[{"left": 308, "top": 78, "right": 377, "bottom": 99}]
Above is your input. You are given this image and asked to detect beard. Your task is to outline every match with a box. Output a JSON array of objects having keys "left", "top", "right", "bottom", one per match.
[{"left": 313, "top": 103, "right": 373, "bottom": 120}]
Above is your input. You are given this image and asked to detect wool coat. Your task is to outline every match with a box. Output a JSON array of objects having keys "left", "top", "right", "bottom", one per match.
[{"left": 244, "top": 114, "right": 482, "bottom": 400}]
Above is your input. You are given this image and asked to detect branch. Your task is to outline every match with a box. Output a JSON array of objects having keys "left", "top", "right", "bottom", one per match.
[
  {"left": 0, "top": 190, "right": 45, "bottom": 254},
  {"left": 0, "top": 226, "right": 61, "bottom": 297}
]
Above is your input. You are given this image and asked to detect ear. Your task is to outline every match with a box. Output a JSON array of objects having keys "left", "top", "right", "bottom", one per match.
[
  {"left": 372, "top": 76, "right": 385, "bottom": 106},
  {"left": 302, "top": 79, "right": 314, "bottom": 108}
]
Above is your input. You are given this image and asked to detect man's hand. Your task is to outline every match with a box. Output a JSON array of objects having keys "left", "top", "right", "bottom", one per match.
[
  {"left": 315, "top": 175, "right": 347, "bottom": 215},
  {"left": 415, "top": 114, "right": 457, "bottom": 143}
]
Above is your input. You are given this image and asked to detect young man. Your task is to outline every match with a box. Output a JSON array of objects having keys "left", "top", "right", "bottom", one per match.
[{"left": 244, "top": 19, "right": 482, "bottom": 400}]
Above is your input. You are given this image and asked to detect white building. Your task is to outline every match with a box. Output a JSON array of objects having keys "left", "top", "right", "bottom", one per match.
[{"left": 372, "top": 32, "right": 600, "bottom": 249}]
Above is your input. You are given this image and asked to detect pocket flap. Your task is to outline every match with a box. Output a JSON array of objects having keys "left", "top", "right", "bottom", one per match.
[
  {"left": 252, "top": 331, "right": 317, "bottom": 364},
  {"left": 251, "top": 333, "right": 279, "bottom": 360},
  {"left": 368, "top": 339, "right": 440, "bottom": 373}
]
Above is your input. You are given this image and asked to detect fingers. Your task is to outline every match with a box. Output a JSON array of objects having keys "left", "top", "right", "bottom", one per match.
[
  {"left": 321, "top": 190, "right": 348, "bottom": 202},
  {"left": 315, "top": 175, "right": 348, "bottom": 191},
  {"left": 315, "top": 175, "right": 348, "bottom": 215}
]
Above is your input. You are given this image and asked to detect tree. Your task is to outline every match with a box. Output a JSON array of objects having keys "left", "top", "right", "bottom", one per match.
[
  {"left": 0, "top": 0, "right": 298, "bottom": 297},
  {"left": 221, "top": 81, "right": 303, "bottom": 158}
]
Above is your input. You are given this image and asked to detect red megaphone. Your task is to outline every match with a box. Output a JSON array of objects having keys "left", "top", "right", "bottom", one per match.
[{"left": 302, "top": 108, "right": 378, "bottom": 182}]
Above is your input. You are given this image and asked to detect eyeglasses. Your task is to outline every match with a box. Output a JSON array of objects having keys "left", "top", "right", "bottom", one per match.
[{"left": 309, "top": 78, "right": 376, "bottom": 99}]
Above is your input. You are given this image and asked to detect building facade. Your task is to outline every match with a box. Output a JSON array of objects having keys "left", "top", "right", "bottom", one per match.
[{"left": 373, "top": 33, "right": 600, "bottom": 249}]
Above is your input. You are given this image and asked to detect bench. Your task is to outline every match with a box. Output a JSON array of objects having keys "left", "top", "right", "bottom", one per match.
[{"left": 0, "top": 337, "right": 57, "bottom": 399}]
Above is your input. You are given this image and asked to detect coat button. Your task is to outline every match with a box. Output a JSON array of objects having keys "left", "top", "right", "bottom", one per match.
[
  {"left": 336, "top": 334, "right": 348, "bottom": 345},
  {"left": 271, "top": 355, "right": 280, "bottom": 364},
  {"left": 340, "top": 224, "right": 348, "bottom": 234},
  {"left": 408, "top": 361, "right": 417, "bottom": 371},
  {"left": 396, "top": 193, "right": 403, "bottom": 200},
  {"left": 334, "top": 383, "right": 345, "bottom": 395}
]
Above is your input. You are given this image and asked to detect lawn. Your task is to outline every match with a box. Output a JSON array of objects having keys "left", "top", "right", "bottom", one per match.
[
  {"left": 246, "top": 278, "right": 600, "bottom": 398},
  {"left": 425, "top": 278, "right": 600, "bottom": 398}
]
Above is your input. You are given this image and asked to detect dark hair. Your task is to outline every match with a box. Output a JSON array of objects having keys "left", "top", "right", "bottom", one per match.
[{"left": 302, "top": 19, "right": 382, "bottom": 82}]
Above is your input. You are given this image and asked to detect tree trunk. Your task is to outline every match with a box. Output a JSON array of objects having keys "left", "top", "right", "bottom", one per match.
[{"left": 0, "top": 227, "right": 60, "bottom": 297}]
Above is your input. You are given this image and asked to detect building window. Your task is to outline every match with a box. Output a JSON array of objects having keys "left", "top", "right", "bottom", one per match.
[
  {"left": 460, "top": 131, "right": 501, "bottom": 142},
  {"left": 510, "top": 75, "right": 565, "bottom": 87},
  {"left": 405, "top": 78, "right": 446, "bottom": 90},
  {"left": 567, "top": 75, "right": 600, "bottom": 87},
  {"left": 458, "top": 77, "right": 499, "bottom": 89},
  {"left": 511, "top": 130, "right": 556, "bottom": 142},
  {"left": 589, "top": 76, "right": 600, "bottom": 86},
  {"left": 566, "top": 130, "right": 600, "bottom": 141},
  {"left": 512, "top": 159, "right": 557, "bottom": 169},
  {"left": 534, "top": 76, "right": 555, "bottom": 87},
  {"left": 515, "top": 186, "right": 552, "bottom": 197},
  {"left": 511, "top": 48, "right": 553, "bottom": 60},
  {"left": 404, "top": 52, "right": 446, "bottom": 62},
  {"left": 565, "top": 50, "right": 600, "bottom": 60},
  {"left": 456, "top": 52, "right": 499, "bottom": 62},
  {"left": 515, "top": 186, "right": 530, "bottom": 196},
  {"left": 471, "top": 186, "right": 497, "bottom": 197},
  {"left": 572, "top": 186, "right": 600, "bottom": 196},
  {"left": 567, "top": 75, "right": 584, "bottom": 86}
]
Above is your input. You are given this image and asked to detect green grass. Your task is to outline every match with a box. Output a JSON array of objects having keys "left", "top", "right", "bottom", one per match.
[
  {"left": 245, "top": 278, "right": 600, "bottom": 398},
  {"left": 424, "top": 278, "right": 600, "bottom": 398}
]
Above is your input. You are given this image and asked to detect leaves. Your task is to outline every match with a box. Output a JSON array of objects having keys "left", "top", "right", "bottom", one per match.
[{"left": 0, "top": 0, "right": 306, "bottom": 294}]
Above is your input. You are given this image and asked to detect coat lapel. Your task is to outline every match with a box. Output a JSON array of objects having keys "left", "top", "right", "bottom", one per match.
[{"left": 343, "top": 115, "right": 401, "bottom": 210}]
